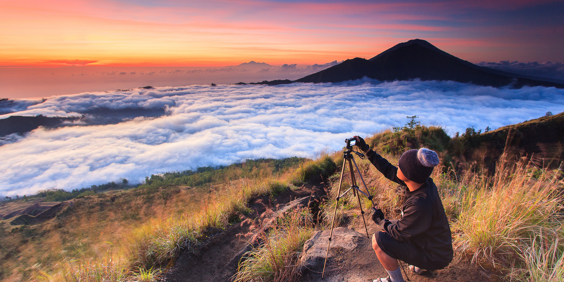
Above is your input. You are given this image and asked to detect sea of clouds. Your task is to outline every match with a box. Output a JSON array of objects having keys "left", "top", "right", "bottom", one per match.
[
  {"left": 478, "top": 61, "right": 564, "bottom": 83},
  {"left": 1, "top": 79, "right": 564, "bottom": 197}
]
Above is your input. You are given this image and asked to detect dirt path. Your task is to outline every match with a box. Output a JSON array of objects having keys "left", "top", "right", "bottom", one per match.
[{"left": 161, "top": 184, "right": 326, "bottom": 282}]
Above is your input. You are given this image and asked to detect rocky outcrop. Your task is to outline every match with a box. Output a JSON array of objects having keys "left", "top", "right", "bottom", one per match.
[
  {"left": 299, "top": 227, "right": 384, "bottom": 282},
  {"left": 298, "top": 225, "right": 492, "bottom": 281}
]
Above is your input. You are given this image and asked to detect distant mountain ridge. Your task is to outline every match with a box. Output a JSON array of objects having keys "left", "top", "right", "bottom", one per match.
[{"left": 295, "top": 39, "right": 564, "bottom": 88}]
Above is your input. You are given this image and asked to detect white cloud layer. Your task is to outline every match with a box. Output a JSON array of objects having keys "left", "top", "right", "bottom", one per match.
[
  {"left": 478, "top": 61, "right": 564, "bottom": 83},
  {"left": 1, "top": 79, "right": 564, "bottom": 196}
]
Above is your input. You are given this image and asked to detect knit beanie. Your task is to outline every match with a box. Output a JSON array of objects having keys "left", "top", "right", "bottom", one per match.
[{"left": 398, "top": 148, "right": 440, "bottom": 184}]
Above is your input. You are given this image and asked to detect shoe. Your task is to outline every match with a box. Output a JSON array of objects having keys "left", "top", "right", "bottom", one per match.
[
  {"left": 373, "top": 276, "right": 392, "bottom": 282},
  {"left": 408, "top": 264, "right": 425, "bottom": 275}
]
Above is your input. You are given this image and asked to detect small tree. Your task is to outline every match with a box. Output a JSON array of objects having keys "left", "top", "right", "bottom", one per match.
[{"left": 405, "top": 115, "right": 420, "bottom": 129}]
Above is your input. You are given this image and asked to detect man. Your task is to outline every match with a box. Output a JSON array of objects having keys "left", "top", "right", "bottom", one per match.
[{"left": 354, "top": 136, "right": 453, "bottom": 282}]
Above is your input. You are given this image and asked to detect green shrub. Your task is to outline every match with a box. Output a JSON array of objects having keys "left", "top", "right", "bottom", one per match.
[{"left": 289, "top": 156, "right": 337, "bottom": 186}]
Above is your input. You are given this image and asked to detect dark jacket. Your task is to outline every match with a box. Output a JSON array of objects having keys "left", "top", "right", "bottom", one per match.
[{"left": 366, "top": 149, "right": 453, "bottom": 265}]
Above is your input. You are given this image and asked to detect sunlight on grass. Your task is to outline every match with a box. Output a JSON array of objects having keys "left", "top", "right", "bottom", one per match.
[
  {"left": 233, "top": 209, "right": 315, "bottom": 282},
  {"left": 453, "top": 160, "right": 563, "bottom": 273},
  {"left": 58, "top": 253, "right": 127, "bottom": 282},
  {"left": 134, "top": 266, "right": 161, "bottom": 282},
  {"left": 289, "top": 155, "right": 337, "bottom": 186},
  {"left": 39, "top": 156, "right": 337, "bottom": 281}
]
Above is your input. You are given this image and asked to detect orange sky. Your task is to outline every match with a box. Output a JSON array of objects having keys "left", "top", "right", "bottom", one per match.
[{"left": 1, "top": 0, "right": 563, "bottom": 67}]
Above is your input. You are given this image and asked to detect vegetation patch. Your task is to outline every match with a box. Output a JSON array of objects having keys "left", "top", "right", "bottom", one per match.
[{"left": 233, "top": 208, "right": 315, "bottom": 282}]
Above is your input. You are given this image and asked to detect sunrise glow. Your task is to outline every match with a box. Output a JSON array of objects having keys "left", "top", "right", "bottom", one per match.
[{"left": 2, "top": 0, "right": 563, "bottom": 67}]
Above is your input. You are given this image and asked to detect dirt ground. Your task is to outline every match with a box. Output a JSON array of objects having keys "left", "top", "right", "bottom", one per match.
[{"left": 161, "top": 184, "right": 495, "bottom": 282}]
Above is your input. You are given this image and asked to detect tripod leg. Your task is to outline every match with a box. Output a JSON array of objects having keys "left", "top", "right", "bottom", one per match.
[
  {"left": 348, "top": 160, "right": 370, "bottom": 238},
  {"left": 321, "top": 156, "right": 347, "bottom": 279},
  {"left": 355, "top": 188, "right": 370, "bottom": 238}
]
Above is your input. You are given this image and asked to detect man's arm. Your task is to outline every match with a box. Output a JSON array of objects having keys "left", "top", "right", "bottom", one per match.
[{"left": 365, "top": 149, "right": 406, "bottom": 186}]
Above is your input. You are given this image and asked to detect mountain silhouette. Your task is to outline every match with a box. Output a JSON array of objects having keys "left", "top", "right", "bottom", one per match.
[{"left": 296, "top": 39, "right": 564, "bottom": 88}]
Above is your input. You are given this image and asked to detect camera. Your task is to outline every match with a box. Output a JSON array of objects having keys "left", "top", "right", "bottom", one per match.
[{"left": 345, "top": 137, "right": 357, "bottom": 149}]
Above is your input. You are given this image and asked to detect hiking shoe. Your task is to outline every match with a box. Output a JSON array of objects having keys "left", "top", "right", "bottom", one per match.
[
  {"left": 373, "top": 276, "right": 392, "bottom": 282},
  {"left": 408, "top": 264, "right": 425, "bottom": 275}
]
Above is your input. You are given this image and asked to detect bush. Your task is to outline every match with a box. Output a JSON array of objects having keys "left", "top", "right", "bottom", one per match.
[
  {"left": 289, "top": 156, "right": 337, "bottom": 186},
  {"left": 367, "top": 125, "right": 450, "bottom": 156}
]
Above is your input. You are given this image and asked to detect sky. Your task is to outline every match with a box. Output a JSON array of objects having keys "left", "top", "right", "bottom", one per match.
[
  {"left": 1, "top": 80, "right": 564, "bottom": 197},
  {"left": 1, "top": 0, "right": 564, "bottom": 197},
  {"left": 1, "top": 0, "right": 564, "bottom": 68}
]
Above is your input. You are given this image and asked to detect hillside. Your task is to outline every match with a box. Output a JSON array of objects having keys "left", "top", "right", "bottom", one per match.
[
  {"left": 1, "top": 113, "right": 562, "bottom": 281},
  {"left": 0, "top": 115, "right": 80, "bottom": 137},
  {"left": 295, "top": 39, "right": 564, "bottom": 88},
  {"left": 446, "top": 111, "right": 564, "bottom": 173},
  {"left": 360, "top": 112, "right": 564, "bottom": 175}
]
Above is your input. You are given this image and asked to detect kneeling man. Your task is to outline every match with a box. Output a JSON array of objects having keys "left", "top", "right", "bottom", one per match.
[{"left": 354, "top": 136, "right": 453, "bottom": 282}]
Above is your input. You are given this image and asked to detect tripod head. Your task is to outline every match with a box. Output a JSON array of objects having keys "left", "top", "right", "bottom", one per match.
[
  {"left": 343, "top": 138, "right": 365, "bottom": 159},
  {"left": 344, "top": 137, "right": 356, "bottom": 150}
]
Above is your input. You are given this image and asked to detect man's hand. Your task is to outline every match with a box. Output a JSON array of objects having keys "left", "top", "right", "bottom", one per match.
[
  {"left": 354, "top": 136, "right": 370, "bottom": 152},
  {"left": 371, "top": 207, "right": 384, "bottom": 224}
]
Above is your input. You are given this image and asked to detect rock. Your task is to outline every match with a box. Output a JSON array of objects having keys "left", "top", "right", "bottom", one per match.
[
  {"left": 301, "top": 227, "right": 363, "bottom": 268},
  {"left": 299, "top": 227, "right": 385, "bottom": 282},
  {"left": 299, "top": 226, "right": 486, "bottom": 282},
  {"left": 250, "top": 196, "right": 311, "bottom": 243}
]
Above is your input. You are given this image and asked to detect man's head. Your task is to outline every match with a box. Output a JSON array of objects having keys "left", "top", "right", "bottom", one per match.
[{"left": 398, "top": 148, "right": 440, "bottom": 184}]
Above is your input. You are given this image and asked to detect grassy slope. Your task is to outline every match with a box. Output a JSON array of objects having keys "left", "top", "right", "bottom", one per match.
[
  {"left": 447, "top": 111, "right": 564, "bottom": 172},
  {"left": 0, "top": 157, "right": 333, "bottom": 281},
  {"left": 2, "top": 113, "right": 563, "bottom": 281}
]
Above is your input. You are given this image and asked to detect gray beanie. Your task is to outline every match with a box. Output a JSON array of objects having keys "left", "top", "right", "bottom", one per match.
[{"left": 398, "top": 148, "right": 440, "bottom": 184}]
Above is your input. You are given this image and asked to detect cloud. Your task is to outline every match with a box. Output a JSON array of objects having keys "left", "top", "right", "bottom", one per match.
[
  {"left": 1, "top": 80, "right": 563, "bottom": 196},
  {"left": 45, "top": 60, "right": 98, "bottom": 66},
  {"left": 478, "top": 61, "right": 564, "bottom": 83},
  {"left": 0, "top": 98, "right": 43, "bottom": 115}
]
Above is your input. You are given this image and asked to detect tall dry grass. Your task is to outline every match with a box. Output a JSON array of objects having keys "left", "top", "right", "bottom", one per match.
[
  {"left": 453, "top": 161, "right": 563, "bottom": 268},
  {"left": 46, "top": 178, "right": 284, "bottom": 281},
  {"left": 233, "top": 208, "right": 315, "bottom": 282},
  {"left": 517, "top": 230, "right": 564, "bottom": 281},
  {"left": 126, "top": 178, "right": 276, "bottom": 270}
]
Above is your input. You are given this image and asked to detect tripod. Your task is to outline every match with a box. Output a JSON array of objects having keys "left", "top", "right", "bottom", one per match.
[{"left": 322, "top": 139, "right": 378, "bottom": 279}]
